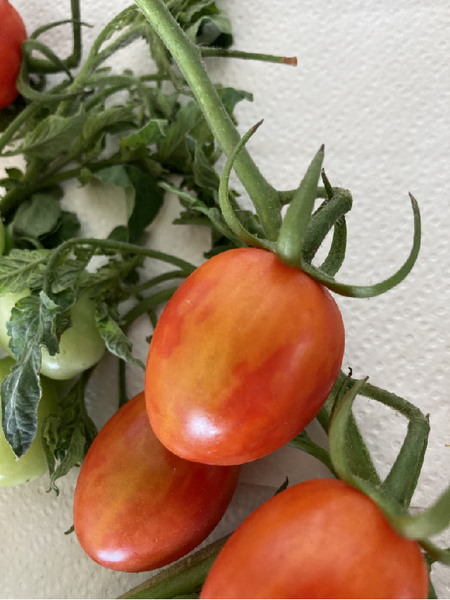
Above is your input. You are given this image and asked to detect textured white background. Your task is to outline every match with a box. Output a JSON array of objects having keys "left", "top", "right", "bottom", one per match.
[{"left": 1, "top": 0, "right": 450, "bottom": 598}]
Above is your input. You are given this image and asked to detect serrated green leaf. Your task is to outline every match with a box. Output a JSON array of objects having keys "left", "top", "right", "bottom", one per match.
[
  {"left": 108, "top": 225, "right": 129, "bottom": 242},
  {"left": 19, "top": 113, "right": 86, "bottom": 160},
  {"left": 95, "top": 301, "right": 144, "bottom": 368},
  {"left": 186, "top": 13, "right": 232, "bottom": 47},
  {"left": 0, "top": 249, "right": 49, "bottom": 295},
  {"left": 13, "top": 192, "right": 61, "bottom": 239},
  {"left": 193, "top": 142, "right": 220, "bottom": 191},
  {"left": 82, "top": 165, "right": 135, "bottom": 220},
  {"left": 158, "top": 101, "right": 202, "bottom": 163},
  {"left": 126, "top": 165, "right": 164, "bottom": 244},
  {"left": 42, "top": 375, "right": 97, "bottom": 495},
  {"left": 42, "top": 211, "right": 81, "bottom": 248},
  {"left": 217, "top": 87, "right": 253, "bottom": 119},
  {"left": 1, "top": 350, "right": 42, "bottom": 457},
  {"left": 120, "top": 119, "right": 168, "bottom": 149}
]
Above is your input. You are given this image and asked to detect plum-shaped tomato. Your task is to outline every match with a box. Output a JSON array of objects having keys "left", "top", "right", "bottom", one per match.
[
  {"left": 73, "top": 392, "right": 240, "bottom": 573},
  {"left": 201, "top": 479, "right": 429, "bottom": 599},
  {"left": 145, "top": 248, "right": 345, "bottom": 465}
]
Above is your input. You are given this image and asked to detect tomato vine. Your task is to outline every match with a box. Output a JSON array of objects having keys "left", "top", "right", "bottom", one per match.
[{"left": 0, "top": 0, "right": 449, "bottom": 597}]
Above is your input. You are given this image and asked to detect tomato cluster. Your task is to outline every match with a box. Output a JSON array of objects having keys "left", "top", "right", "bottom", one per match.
[
  {"left": 0, "top": 0, "right": 27, "bottom": 109},
  {"left": 71, "top": 248, "right": 430, "bottom": 597}
]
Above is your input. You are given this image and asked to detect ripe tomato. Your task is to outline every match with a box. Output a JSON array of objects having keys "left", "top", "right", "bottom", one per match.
[
  {"left": 0, "top": 0, "right": 27, "bottom": 109},
  {"left": 201, "top": 479, "right": 429, "bottom": 599},
  {"left": 73, "top": 392, "right": 240, "bottom": 573},
  {"left": 145, "top": 248, "right": 345, "bottom": 465},
  {"left": 0, "top": 356, "right": 58, "bottom": 487}
]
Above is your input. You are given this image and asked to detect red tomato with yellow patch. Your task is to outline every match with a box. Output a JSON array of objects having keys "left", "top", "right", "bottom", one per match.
[
  {"left": 145, "top": 248, "right": 345, "bottom": 465},
  {"left": 73, "top": 392, "right": 240, "bottom": 573},
  {"left": 0, "top": 0, "right": 27, "bottom": 109},
  {"left": 201, "top": 478, "right": 429, "bottom": 599}
]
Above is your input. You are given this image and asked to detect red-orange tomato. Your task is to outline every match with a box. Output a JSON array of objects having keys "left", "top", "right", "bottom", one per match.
[
  {"left": 73, "top": 392, "right": 240, "bottom": 573},
  {"left": 0, "top": 0, "right": 27, "bottom": 109},
  {"left": 201, "top": 479, "right": 429, "bottom": 599},
  {"left": 145, "top": 248, "right": 345, "bottom": 465}
]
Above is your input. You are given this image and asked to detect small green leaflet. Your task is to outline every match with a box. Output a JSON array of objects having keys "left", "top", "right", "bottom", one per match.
[
  {"left": 41, "top": 376, "right": 98, "bottom": 495},
  {"left": 96, "top": 301, "right": 144, "bottom": 369},
  {"left": 120, "top": 119, "right": 168, "bottom": 149},
  {"left": 0, "top": 249, "right": 49, "bottom": 295},
  {"left": 13, "top": 191, "right": 61, "bottom": 239},
  {"left": 18, "top": 113, "right": 87, "bottom": 160}
]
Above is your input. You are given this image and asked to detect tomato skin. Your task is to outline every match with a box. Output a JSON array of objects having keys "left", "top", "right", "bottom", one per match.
[
  {"left": 0, "top": 0, "right": 27, "bottom": 109},
  {"left": 73, "top": 392, "right": 240, "bottom": 573},
  {"left": 145, "top": 248, "right": 345, "bottom": 465},
  {"left": 0, "top": 356, "right": 58, "bottom": 487},
  {"left": 201, "top": 479, "right": 429, "bottom": 599}
]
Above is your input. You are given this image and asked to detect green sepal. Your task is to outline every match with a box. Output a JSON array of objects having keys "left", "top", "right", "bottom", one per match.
[
  {"left": 319, "top": 216, "right": 347, "bottom": 277},
  {"left": 302, "top": 188, "right": 352, "bottom": 265},
  {"left": 391, "top": 485, "right": 450, "bottom": 541},
  {"left": 218, "top": 121, "right": 275, "bottom": 251},
  {"left": 420, "top": 540, "right": 450, "bottom": 567},
  {"left": 275, "top": 146, "right": 324, "bottom": 268},
  {"left": 301, "top": 194, "right": 421, "bottom": 298},
  {"left": 319, "top": 371, "right": 381, "bottom": 486}
]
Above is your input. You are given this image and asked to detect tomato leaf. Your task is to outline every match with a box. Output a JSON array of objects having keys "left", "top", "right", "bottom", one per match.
[
  {"left": 1, "top": 291, "right": 73, "bottom": 457},
  {"left": 95, "top": 301, "right": 144, "bottom": 368},
  {"left": 81, "top": 165, "right": 164, "bottom": 244},
  {"left": 0, "top": 249, "right": 49, "bottom": 295},
  {"left": 41, "top": 373, "right": 97, "bottom": 495},
  {"left": 120, "top": 118, "right": 168, "bottom": 149},
  {"left": 18, "top": 113, "right": 87, "bottom": 160},
  {"left": 12, "top": 191, "right": 62, "bottom": 239}
]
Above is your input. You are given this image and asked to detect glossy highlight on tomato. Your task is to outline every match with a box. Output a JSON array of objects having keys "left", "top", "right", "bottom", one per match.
[
  {"left": 0, "top": 0, "right": 27, "bottom": 109},
  {"left": 0, "top": 356, "right": 58, "bottom": 486},
  {"left": 145, "top": 248, "right": 345, "bottom": 465},
  {"left": 73, "top": 392, "right": 240, "bottom": 573},
  {"left": 201, "top": 478, "right": 429, "bottom": 599}
]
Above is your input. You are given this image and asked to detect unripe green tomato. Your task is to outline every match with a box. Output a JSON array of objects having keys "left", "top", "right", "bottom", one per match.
[
  {"left": 0, "top": 356, "right": 58, "bottom": 486},
  {"left": 0, "top": 290, "right": 106, "bottom": 380}
]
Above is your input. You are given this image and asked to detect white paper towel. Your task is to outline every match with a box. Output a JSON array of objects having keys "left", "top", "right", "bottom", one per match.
[{"left": 1, "top": 0, "right": 449, "bottom": 597}]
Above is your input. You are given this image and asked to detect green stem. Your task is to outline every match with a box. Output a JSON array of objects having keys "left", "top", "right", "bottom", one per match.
[
  {"left": 42, "top": 238, "right": 196, "bottom": 296},
  {"left": 288, "top": 431, "right": 338, "bottom": 477},
  {"left": 27, "top": 0, "right": 82, "bottom": 72},
  {"left": 122, "top": 270, "right": 186, "bottom": 296},
  {"left": 0, "top": 104, "right": 39, "bottom": 155},
  {"left": 122, "top": 287, "right": 178, "bottom": 329},
  {"left": 201, "top": 48, "right": 297, "bottom": 66},
  {"left": 134, "top": 0, "right": 282, "bottom": 241},
  {"left": 120, "top": 536, "right": 229, "bottom": 599}
]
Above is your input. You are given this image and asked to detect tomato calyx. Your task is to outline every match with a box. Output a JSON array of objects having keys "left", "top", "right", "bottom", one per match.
[
  {"left": 218, "top": 120, "right": 422, "bottom": 299},
  {"left": 328, "top": 371, "right": 450, "bottom": 566}
]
